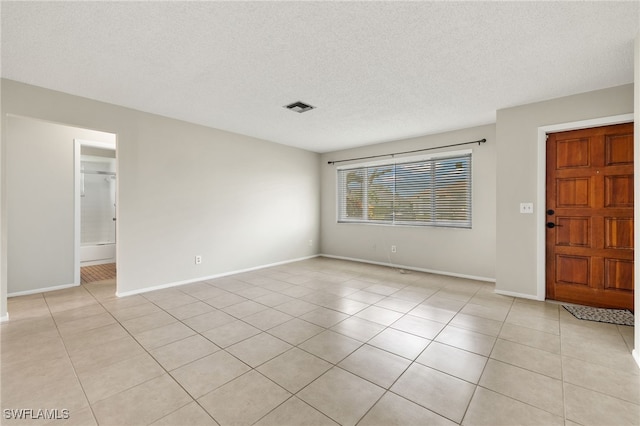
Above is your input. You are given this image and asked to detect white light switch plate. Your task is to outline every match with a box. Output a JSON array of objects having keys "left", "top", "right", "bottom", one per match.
[{"left": 520, "top": 203, "right": 534, "bottom": 214}]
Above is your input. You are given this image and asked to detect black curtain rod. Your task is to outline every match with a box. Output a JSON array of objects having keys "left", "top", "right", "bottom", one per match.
[{"left": 327, "top": 138, "right": 487, "bottom": 165}]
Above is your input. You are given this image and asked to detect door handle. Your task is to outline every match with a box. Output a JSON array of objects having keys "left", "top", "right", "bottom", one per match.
[
  {"left": 546, "top": 209, "right": 554, "bottom": 215},
  {"left": 546, "top": 222, "right": 562, "bottom": 228}
]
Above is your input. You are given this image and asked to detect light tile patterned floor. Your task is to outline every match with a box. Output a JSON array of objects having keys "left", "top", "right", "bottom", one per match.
[{"left": 1, "top": 257, "right": 638, "bottom": 425}]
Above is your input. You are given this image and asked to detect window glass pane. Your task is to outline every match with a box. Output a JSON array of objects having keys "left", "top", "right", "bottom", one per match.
[
  {"left": 367, "top": 166, "right": 394, "bottom": 222},
  {"left": 395, "top": 161, "right": 432, "bottom": 223},
  {"left": 434, "top": 156, "right": 471, "bottom": 225},
  {"left": 337, "top": 152, "right": 471, "bottom": 228},
  {"left": 342, "top": 169, "right": 365, "bottom": 220}
]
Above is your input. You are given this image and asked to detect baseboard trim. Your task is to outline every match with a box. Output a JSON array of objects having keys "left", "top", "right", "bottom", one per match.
[
  {"left": 494, "top": 288, "right": 544, "bottom": 301},
  {"left": 8, "top": 282, "right": 80, "bottom": 298},
  {"left": 633, "top": 349, "right": 640, "bottom": 370},
  {"left": 0, "top": 314, "right": 9, "bottom": 323},
  {"left": 116, "top": 254, "right": 320, "bottom": 298},
  {"left": 319, "top": 254, "right": 496, "bottom": 283}
]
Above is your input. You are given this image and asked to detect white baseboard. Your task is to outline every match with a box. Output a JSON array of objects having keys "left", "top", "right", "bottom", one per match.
[
  {"left": 319, "top": 254, "right": 496, "bottom": 283},
  {"left": 116, "top": 254, "right": 320, "bottom": 298},
  {"left": 0, "top": 313, "right": 9, "bottom": 323},
  {"left": 8, "top": 282, "right": 80, "bottom": 298},
  {"left": 633, "top": 350, "right": 640, "bottom": 370},
  {"left": 494, "top": 288, "right": 544, "bottom": 301}
]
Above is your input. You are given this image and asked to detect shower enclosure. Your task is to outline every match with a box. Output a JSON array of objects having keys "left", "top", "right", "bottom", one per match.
[{"left": 80, "top": 155, "right": 116, "bottom": 265}]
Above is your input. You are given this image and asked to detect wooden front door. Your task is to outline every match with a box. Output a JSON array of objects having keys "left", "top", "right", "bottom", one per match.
[{"left": 546, "top": 122, "right": 634, "bottom": 311}]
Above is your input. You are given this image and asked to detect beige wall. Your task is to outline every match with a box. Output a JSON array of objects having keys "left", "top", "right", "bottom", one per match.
[
  {"left": 496, "top": 84, "right": 634, "bottom": 299},
  {"left": 320, "top": 124, "right": 496, "bottom": 280},
  {"left": 6, "top": 116, "right": 115, "bottom": 294},
  {"left": 1, "top": 79, "right": 320, "bottom": 298},
  {"left": 0, "top": 79, "right": 635, "bottom": 323}
]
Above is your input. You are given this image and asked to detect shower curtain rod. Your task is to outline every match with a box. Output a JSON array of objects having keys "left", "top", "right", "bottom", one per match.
[{"left": 327, "top": 138, "right": 487, "bottom": 165}]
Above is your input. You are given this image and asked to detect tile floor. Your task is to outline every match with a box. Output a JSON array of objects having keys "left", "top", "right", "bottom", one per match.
[{"left": 1, "top": 257, "right": 638, "bottom": 425}]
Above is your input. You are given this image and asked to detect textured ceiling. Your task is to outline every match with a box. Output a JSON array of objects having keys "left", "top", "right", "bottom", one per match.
[{"left": 2, "top": 1, "right": 639, "bottom": 153}]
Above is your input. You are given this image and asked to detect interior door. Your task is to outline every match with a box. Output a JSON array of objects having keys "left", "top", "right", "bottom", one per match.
[{"left": 546, "top": 122, "right": 634, "bottom": 311}]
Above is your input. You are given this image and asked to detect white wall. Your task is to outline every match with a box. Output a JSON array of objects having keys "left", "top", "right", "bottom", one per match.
[
  {"left": 6, "top": 116, "right": 115, "bottom": 294},
  {"left": 320, "top": 124, "right": 496, "bottom": 280},
  {"left": 1, "top": 79, "right": 320, "bottom": 298},
  {"left": 496, "top": 84, "right": 634, "bottom": 299}
]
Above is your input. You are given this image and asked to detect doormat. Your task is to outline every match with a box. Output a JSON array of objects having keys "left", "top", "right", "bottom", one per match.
[{"left": 563, "top": 305, "right": 634, "bottom": 327}]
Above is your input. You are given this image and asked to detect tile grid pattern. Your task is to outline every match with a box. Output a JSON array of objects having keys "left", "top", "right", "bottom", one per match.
[{"left": 1, "top": 257, "right": 638, "bottom": 426}]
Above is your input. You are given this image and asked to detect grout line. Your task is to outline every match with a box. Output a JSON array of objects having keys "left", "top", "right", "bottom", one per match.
[
  {"left": 91, "top": 289, "right": 212, "bottom": 424},
  {"left": 10, "top": 257, "right": 634, "bottom": 425},
  {"left": 44, "top": 285, "right": 113, "bottom": 425}
]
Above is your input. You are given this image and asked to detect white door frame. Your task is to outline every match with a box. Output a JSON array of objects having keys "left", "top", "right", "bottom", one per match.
[
  {"left": 536, "top": 113, "right": 635, "bottom": 300},
  {"left": 74, "top": 139, "right": 117, "bottom": 285}
]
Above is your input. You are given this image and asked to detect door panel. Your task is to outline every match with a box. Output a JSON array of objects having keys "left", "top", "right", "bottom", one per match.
[
  {"left": 605, "top": 134, "right": 633, "bottom": 165},
  {"left": 604, "top": 218, "right": 633, "bottom": 249},
  {"left": 604, "top": 259, "right": 633, "bottom": 290},
  {"left": 555, "top": 217, "right": 590, "bottom": 247},
  {"left": 557, "top": 178, "right": 590, "bottom": 207},
  {"left": 557, "top": 138, "right": 590, "bottom": 168},
  {"left": 604, "top": 175, "right": 633, "bottom": 207},
  {"left": 546, "top": 122, "right": 634, "bottom": 310},
  {"left": 556, "top": 255, "right": 590, "bottom": 286}
]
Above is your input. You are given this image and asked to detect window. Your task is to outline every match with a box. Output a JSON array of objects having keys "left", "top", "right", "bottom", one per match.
[{"left": 337, "top": 151, "right": 472, "bottom": 228}]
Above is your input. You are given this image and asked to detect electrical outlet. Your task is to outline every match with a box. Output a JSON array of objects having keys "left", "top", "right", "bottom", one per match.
[
  {"left": 195, "top": 255, "right": 202, "bottom": 265},
  {"left": 520, "top": 203, "right": 534, "bottom": 214},
  {"left": 391, "top": 245, "right": 397, "bottom": 253},
  {"left": 308, "top": 240, "right": 313, "bottom": 246}
]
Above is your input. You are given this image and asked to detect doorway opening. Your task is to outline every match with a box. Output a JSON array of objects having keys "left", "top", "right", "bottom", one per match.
[{"left": 74, "top": 138, "right": 117, "bottom": 286}]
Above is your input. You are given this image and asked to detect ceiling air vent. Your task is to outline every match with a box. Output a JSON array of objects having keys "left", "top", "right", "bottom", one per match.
[{"left": 284, "top": 101, "right": 315, "bottom": 113}]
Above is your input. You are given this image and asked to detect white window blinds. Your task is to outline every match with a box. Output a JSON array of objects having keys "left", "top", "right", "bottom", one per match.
[{"left": 337, "top": 152, "right": 472, "bottom": 228}]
